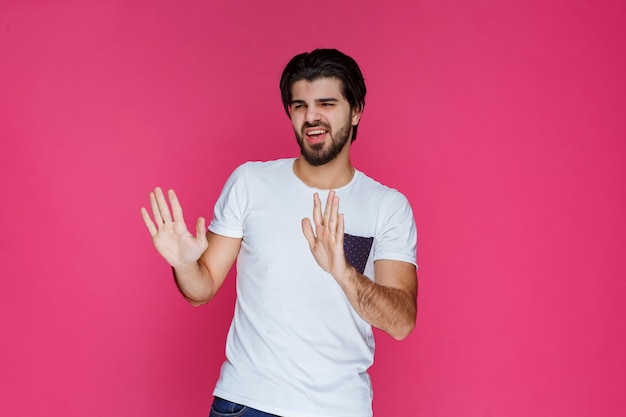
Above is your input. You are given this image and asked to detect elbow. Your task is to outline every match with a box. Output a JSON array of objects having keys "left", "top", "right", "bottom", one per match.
[
  {"left": 184, "top": 293, "right": 213, "bottom": 307},
  {"left": 390, "top": 285, "right": 418, "bottom": 340},
  {"left": 188, "top": 298, "right": 208, "bottom": 307},
  {"left": 390, "top": 319, "right": 415, "bottom": 341},
  {"left": 178, "top": 282, "right": 215, "bottom": 306},
  {"left": 390, "top": 305, "right": 417, "bottom": 340}
]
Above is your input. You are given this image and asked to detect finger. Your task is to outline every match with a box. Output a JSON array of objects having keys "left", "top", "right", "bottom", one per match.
[
  {"left": 324, "top": 191, "right": 339, "bottom": 235},
  {"left": 140, "top": 207, "right": 157, "bottom": 236},
  {"left": 168, "top": 189, "right": 185, "bottom": 223},
  {"left": 301, "top": 218, "right": 316, "bottom": 249},
  {"left": 312, "top": 193, "right": 323, "bottom": 227},
  {"left": 148, "top": 191, "right": 164, "bottom": 226},
  {"left": 337, "top": 213, "right": 345, "bottom": 245},
  {"left": 154, "top": 187, "right": 173, "bottom": 223},
  {"left": 322, "top": 190, "right": 334, "bottom": 227}
]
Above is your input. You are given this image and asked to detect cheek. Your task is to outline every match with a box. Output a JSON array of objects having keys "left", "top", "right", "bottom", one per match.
[
  {"left": 290, "top": 110, "right": 304, "bottom": 122},
  {"left": 289, "top": 115, "right": 300, "bottom": 130}
]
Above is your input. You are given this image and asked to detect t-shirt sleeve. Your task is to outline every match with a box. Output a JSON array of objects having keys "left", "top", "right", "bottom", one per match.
[
  {"left": 373, "top": 191, "right": 418, "bottom": 268},
  {"left": 208, "top": 163, "right": 248, "bottom": 238}
]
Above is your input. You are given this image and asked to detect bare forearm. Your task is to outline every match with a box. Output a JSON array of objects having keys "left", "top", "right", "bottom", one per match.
[
  {"left": 172, "top": 260, "right": 217, "bottom": 306},
  {"left": 336, "top": 267, "right": 417, "bottom": 340}
]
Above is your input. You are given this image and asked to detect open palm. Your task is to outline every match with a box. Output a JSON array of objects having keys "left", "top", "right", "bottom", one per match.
[{"left": 140, "top": 187, "right": 208, "bottom": 268}]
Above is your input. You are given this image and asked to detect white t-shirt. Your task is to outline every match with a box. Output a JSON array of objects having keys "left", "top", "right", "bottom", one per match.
[{"left": 209, "top": 158, "right": 417, "bottom": 417}]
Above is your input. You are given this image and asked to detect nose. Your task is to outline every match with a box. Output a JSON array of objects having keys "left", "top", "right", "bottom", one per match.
[{"left": 304, "top": 106, "right": 322, "bottom": 124}]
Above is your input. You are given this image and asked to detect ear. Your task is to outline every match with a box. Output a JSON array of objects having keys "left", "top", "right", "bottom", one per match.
[{"left": 351, "top": 107, "right": 362, "bottom": 126}]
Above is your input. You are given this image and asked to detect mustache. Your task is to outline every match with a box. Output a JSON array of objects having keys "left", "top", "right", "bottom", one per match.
[{"left": 301, "top": 121, "right": 331, "bottom": 133}]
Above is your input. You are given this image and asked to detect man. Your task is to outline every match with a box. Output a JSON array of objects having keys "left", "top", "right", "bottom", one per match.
[{"left": 141, "top": 49, "right": 418, "bottom": 417}]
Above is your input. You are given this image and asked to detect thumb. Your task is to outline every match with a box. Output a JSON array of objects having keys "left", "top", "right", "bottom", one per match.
[
  {"left": 301, "top": 218, "right": 316, "bottom": 249},
  {"left": 195, "top": 217, "right": 207, "bottom": 240}
]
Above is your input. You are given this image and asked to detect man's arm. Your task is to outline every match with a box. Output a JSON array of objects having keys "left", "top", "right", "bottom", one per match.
[
  {"left": 302, "top": 191, "right": 418, "bottom": 340},
  {"left": 172, "top": 231, "right": 242, "bottom": 306},
  {"left": 335, "top": 260, "right": 417, "bottom": 340},
  {"left": 141, "top": 187, "right": 242, "bottom": 306}
]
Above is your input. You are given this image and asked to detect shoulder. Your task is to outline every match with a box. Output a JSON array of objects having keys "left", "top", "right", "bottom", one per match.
[
  {"left": 232, "top": 158, "right": 294, "bottom": 176},
  {"left": 354, "top": 170, "right": 411, "bottom": 207},
  {"left": 226, "top": 158, "right": 295, "bottom": 182}
]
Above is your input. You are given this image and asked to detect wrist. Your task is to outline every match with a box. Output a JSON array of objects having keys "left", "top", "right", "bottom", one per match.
[
  {"left": 172, "top": 260, "right": 200, "bottom": 274},
  {"left": 333, "top": 263, "right": 357, "bottom": 286}
]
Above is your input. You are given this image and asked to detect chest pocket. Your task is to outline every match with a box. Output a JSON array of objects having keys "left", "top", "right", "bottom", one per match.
[{"left": 344, "top": 233, "right": 374, "bottom": 274}]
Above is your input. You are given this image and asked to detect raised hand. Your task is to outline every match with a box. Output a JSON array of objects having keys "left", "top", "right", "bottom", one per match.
[
  {"left": 301, "top": 191, "right": 351, "bottom": 279},
  {"left": 140, "top": 187, "right": 208, "bottom": 268}
]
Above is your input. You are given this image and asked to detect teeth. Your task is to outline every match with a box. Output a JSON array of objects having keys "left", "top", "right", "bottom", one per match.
[{"left": 308, "top": 129, "right": 326, "bottom": 135}]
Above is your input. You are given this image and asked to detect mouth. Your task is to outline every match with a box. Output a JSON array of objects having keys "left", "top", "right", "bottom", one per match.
[{"left": 303, "top": 127, "right": 329, "bottom": 144}]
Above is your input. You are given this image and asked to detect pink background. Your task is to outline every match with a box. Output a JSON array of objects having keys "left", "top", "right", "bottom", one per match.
[{"left": 1, "top": 0, "right": 625, "bottom": 416}]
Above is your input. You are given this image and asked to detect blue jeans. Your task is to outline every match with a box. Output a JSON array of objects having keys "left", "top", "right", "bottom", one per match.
[{"left": 209, "top": 397, "right": 280, "bottom": 417}]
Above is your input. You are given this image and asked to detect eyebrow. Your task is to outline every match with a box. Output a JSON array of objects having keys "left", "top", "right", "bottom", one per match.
[{"left": 289, "top": 98, "right": 340, "bottom": 106}]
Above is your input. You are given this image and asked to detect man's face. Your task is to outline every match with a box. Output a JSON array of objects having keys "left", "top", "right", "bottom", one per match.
[{"left": 289, "top": 77, "right": 361, "bottom": 166}]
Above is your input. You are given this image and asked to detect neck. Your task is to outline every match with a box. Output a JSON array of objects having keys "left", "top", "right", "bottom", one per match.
[{"left": 293, "top": 152, "right": 355, "bottom": 190}]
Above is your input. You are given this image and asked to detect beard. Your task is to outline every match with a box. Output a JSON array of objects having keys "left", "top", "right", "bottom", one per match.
[{"left": 295, "top": 117, "right": 353, "bottom": 166}]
